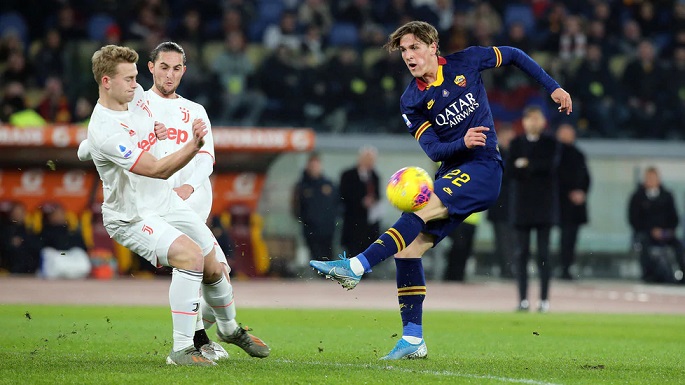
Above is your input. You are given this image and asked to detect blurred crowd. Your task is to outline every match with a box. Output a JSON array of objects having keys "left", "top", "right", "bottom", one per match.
[{"left": 1, "top": 0, "right": 685, "bottom": 137}]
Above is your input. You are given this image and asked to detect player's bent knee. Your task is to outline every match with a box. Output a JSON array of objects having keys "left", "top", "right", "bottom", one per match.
[
  {"left": 203, "top": 255, "right": 223, "bottom": 283},
  {"left": 167, "top": 235, "right": 204, "bottom": 271},
  {"left": 415, "top": 194, "right": 448, "bottom": 222}
]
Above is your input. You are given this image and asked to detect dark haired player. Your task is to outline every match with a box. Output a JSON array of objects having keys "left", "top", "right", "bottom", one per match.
[{"left": 311, "top": 20, "right": 572, "bottom": 359}]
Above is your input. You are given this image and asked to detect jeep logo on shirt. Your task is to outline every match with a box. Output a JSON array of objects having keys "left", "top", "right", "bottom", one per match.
[
  {"left": 137, "top": 132, "right": 157, "bottom": 152},
  {"left": 167, "top": 127, "right": 189, "bottom": 145}
]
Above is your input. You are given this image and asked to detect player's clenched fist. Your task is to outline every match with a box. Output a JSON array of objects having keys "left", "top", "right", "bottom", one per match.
[
  {"left": 154, "top": 121, "right": 168, "bottom": 140},
  {"left": 463, "top": 126, "right": 489, "bottom": 149},
  {"left": 191, "top": 118, "right": 207, "bottom": 149}
]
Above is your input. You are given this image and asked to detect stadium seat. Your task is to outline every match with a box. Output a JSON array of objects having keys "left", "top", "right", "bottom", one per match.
[
  {"left": 87, "top": 13, "right": 116, "bottom": 42},
  {"left": 257, "top": 0, "right": 285, "bottom": 25},
  {"left": 503, "top": 4, "right": 535, "bottom": 35},
  {"left": 0, "top": 11, "right": 29, "bottom": 44},
  {"left": 328, "top": 22, "right": 359, "bottom": 47}
]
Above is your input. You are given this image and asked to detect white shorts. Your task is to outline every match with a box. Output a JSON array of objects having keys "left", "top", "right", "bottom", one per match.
[
  {"left": 213, "top": 238, "right": 228, "bottom": 266},
  {"left": 180, "top": 182, "right": 228, "bottom": 267},
  {"left": 184, "top": 181, "right": 212, "bottom": 223},
  {"left": 105, "top": 203, "right": 214, "bottom": 268}
]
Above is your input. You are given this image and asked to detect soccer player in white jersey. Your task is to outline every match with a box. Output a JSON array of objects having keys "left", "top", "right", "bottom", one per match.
[
  {"left": 83, "top": 44, "right": 221, "bottom": 367},
  {"left": 80, "top": 44, "right": 271, "bottom": 361},
  {"left": 145, "top": 41, "right": 270, "bottom": 358}
]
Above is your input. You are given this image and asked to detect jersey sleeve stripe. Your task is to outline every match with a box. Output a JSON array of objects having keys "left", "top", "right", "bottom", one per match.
[
  {"left": 198, "top": 150, "right": 216, "bottom": 164},
  {"left": 493, "top": 46, "right": 502, "bottom": 67},
  {"left": 414, "top": 121, "right": 431, "bottom": 141},
  {"left": 128, "top": 151, "right": 144, "bottom": 171}
]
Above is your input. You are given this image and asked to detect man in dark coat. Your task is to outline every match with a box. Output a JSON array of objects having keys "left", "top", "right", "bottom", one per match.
[
  {"left": 0, "top": 202, "right": 40, "bottom": 274},
  {"left": 509, "top": 105, "right": 560, "bottom": 312},
  {"left": 556, "top": 124, "right": 590, "bottom": 280},
  {"left": 339, "top": 146, "right": 380, "bottom": 257},
  {"left": 628, "top": 167, "right": 685, "bottom": 283},
  {"left": 292, "top": 152, "right": 338, "bottom": 261}
]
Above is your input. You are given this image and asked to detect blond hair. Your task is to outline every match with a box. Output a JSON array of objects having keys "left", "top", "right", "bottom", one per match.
[
  {"left": 383, "top": 21, "right": 440, "bottom": 55},
  {"left": 91, "top": 45, "right": 139, "bottom": 85}
]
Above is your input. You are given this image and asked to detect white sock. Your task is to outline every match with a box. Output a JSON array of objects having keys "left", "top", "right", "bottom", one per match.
[
  {"left": 169, "top": 268, "right": 203, "bottom": 352},
  {"left": 195, "top": 313, "right": 204, "bottom": 332},
  {"left": 403, "top": 336, "right": 422, "bottom": 344},
  {"left": 202, "top": 275, "right": 239, "bottom": 335},
  {"left": 200, "top": 299, "right": 216, "bottom": 330},
  {"left": 349, "top": 257, "right": 365, "bottom": 276},
  {"left": 195, "top": 288, "right": 204, "bottom": 331}
]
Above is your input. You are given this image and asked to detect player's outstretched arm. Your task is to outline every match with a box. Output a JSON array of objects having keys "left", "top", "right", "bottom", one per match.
[
  {"left": 497, "top": 47, "right": 573, "bottom": 114},
  {"left": 131, "top": 119, "right": 207, "bottom": 179}
]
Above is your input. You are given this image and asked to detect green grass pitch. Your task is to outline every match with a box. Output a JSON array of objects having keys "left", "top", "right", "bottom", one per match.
[{"left": 1, "top": 305, "right": 683, "bottom": 385}]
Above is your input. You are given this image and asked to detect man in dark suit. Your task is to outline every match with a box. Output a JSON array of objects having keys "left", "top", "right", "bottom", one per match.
[
  {"left": 628, "top": 167, "right": 685, "bottom": 283},
  {"left": 556, "top": 123, "right": 590, "bottom": 280},
  {"left": 340, "top": 146, "right": 381, "bottom": 257},
  {"left": 509, "top": 105, "right": 560, "bottom": 312},
  {"left": 292, "top": 152, "right": 338, "bottom": 261}
]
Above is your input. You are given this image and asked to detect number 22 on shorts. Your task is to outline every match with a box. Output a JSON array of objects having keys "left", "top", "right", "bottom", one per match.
[{"left": 442, "top": 169, "right": 471, "bottom": 187}]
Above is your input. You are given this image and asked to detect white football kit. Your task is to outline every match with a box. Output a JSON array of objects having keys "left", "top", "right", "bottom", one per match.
[
  {"left": 85, "top": 86, "right": 214, "bottom": 267},
  {"left": 145, "top": 90, "right": 216, "bottom": 221},
  {"left": 144, "top": 90, "right": 229, "bottom": 267}
]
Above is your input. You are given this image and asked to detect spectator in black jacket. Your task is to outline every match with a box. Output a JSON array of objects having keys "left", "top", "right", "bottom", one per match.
[
  {"left": 556, "top": 124, "right": 590, "bottom": 280},
  {"left": 628, "top": 167, "right": 685, "bottom": 283},
  {"left": 292, "top": 152, "right": 339, "bottom": 261},
  {"left": 509, "top": 105, "right": 560, "bottom": 312},
  {"left": 339, "top": 146, "right": 380, "bottom": 257},
  {"left": 39, "top": 203, "right": 91, "bottom": 279},
  {"left": 39, "top": 204, "right": 87, "bottom": 251},
  {"left": 0, "top": 202, "right": 40, "bottom": 274},
  {"left": 620, "top": 39, "right": 667, "bottom": 138}
]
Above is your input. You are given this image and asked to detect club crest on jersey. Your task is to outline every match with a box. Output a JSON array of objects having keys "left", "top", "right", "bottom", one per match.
[
  {"left": 136, "top": 99, "right": 152, "bottom": 117},
  {"left": 180, "top": 107, "right": 190, "bottom": 123},
  {"left": 427, "top": 99, "right": 435, "bottom": 110},
  {"left": 402, "top": 114, "right": 412, "bottom": 128},
  {"left": 118, "top": 145, "right": 133, "bottom": 158},
  {"left": 454, "top": 75, "right": 467, "bottom": 87},
  {"left": 442, "top": 89, "right": 450, "bottom": 97}
]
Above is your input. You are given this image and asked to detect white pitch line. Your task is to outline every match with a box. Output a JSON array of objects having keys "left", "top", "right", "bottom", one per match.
[{"left": 275, "top": 358, "right": 563, "bottom": 385}]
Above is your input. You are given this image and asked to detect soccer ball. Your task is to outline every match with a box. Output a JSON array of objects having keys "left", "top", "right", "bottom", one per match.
[{"left": 386, "top": 166, "right": 434, "bottom": 212}]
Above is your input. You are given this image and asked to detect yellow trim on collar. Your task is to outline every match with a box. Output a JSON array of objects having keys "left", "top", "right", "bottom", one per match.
[{"left": 425, "top": 65, "right": 444, "bottom": 89}]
